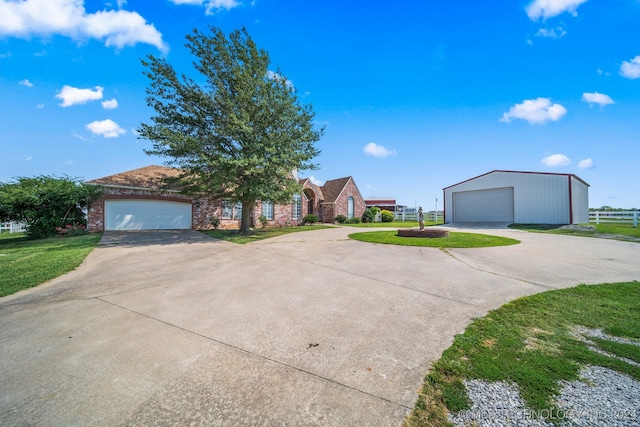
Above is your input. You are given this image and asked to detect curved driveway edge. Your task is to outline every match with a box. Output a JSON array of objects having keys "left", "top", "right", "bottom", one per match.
[{"left": 1, "top": 227, "right": 638, "bottom": 426}]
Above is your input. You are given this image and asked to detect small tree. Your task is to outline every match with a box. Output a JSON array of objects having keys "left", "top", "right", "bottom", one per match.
[
  {"left": 0, "top": 176, "right": 102, "bottom": 239},
  {"left": 139, "top": 26, "right": 323, "bottom": 236}
]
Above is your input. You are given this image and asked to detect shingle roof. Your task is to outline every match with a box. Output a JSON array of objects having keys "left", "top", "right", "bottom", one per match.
[
  {"left": 299, "top": 178, "right": 325, "bottom": 200},
  {"left": 86, "top": 165, "right": 181, "bottom": 189},
  {"left": 320, "top": 177, "right": 351, "bottom": 203}
]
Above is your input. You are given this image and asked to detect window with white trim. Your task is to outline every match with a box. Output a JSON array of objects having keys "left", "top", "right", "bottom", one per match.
[
  {"left": 221, "top": 199, "right": 232, "bottom": 219},
  {"left": 292, "top": 193, "right": 302, "bottom": 220},
  {"left": 233, "top": 201, "right": 242, "bottom": 220},
  {"left": 262, "top": 201, "right": 274, "bottom": 220}
]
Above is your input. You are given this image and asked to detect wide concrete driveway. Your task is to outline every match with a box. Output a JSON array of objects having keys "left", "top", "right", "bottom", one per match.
[{"left": 1, "top": 226, "right": 639, "bottom": 426}]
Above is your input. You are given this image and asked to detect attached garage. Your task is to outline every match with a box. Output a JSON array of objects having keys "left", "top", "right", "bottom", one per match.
[
  {"left": 443, "top": 170, "right": 589, "bottom": 224},
  {"left": 105, "top": 199, "right": 192, "bottom": 230}
]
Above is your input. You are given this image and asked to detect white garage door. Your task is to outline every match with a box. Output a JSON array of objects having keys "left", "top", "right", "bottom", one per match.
[
  {"left": 453, "top": 187, "right": 514, "bottom": 222},
  {"left": 105, "top": 200, "right": 192, "bottom": 230}
]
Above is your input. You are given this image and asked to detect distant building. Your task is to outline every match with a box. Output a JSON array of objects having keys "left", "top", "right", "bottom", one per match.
[{"left": 365, "top": 197, "right": 402, "bottom": 212}]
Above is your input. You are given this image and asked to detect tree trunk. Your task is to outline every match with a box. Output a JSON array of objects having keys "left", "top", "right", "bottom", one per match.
[{"left": 239, "top": 200, "right": 253, "bottom": 236}]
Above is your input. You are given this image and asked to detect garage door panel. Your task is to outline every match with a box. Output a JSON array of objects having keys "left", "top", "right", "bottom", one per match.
[
  {"left": 453, "top": 187, "right": 513, "bottom": 222},
  {"left": 106, "top": 200, "right": 192, "bottom": 230}
]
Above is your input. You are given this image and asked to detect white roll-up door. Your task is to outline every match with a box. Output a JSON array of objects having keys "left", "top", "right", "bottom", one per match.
[
  {"left": 105, "top": 200, "right": 192, "bottom": 230},
  {"left": 453, "top": 187, "right": 514, "bottom": 222}
]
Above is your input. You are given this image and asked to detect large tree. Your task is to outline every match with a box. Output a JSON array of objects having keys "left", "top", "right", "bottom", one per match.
[{"left": 139, "top": 26, "right": 323, "bottom": 235}]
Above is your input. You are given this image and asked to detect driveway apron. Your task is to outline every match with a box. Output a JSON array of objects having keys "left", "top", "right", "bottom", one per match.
[{"left": 1, "top": 227, "right": 638, "bottom": 426}]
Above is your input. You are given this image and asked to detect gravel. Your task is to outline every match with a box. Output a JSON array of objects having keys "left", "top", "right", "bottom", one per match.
[{"left": 448, "top": 327, "right": 640, "bottom": 426}]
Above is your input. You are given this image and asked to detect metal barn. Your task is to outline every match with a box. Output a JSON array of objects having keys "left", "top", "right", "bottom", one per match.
[{"left": 443, "top": 170, "right": 589, "bottom": 224}]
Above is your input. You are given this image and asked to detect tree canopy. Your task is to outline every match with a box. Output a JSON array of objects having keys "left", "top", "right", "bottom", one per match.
[
  {"left": 0, "top": 176, "right": 103, "bottom": 239},
  {"left": 139, "top": 26, "right": 323, "bottom": 235}
]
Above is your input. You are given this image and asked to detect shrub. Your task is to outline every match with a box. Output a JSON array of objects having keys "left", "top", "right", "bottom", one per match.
[
  {"left": 303, "top": 214, "right": 318, "bottom": 225},
  {"left": 335, "top": 214, "right": 347, "bottom": 224},
  {"left": 258, "top": 215, "right": 268, "bottom": 228},
  {"left": 362, "top": 207, "right": 377, "bottom": 223},
  {"left": 381, "top": 209, "right": 394, "bottom": 223},
  {"left": 210, "top": 216, "right": 221, "bottom": 229},
  {"left": 345, "top": 217, "right": 361, "bottom": 224}
]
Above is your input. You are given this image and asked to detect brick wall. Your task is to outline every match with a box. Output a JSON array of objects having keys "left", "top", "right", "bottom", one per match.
[{"left": 334, "top": 178, "right": 366, "bottom": 219}]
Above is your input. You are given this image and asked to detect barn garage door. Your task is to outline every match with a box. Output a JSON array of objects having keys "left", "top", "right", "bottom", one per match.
[
  {"left": 105, "top": 200, "right": 192, "bottom": 230},
  {"left": 453, "top": 187, "right": 514, "bottom": 222}
]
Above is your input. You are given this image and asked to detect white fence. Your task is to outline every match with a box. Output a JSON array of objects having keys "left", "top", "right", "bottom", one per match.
[
  {"left": 393, "top": 212, "right": 443, "bottom": 222},
  {"left": 0, "top": 221, "right": 26, "bottom": 233},
  {"left": 589, "top": 211, "right": 638, "bottom": 228}
]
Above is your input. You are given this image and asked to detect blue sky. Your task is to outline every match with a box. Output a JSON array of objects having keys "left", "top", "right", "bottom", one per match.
[{"left": 1, "top": 0, "right": 639, "bottom": 210}]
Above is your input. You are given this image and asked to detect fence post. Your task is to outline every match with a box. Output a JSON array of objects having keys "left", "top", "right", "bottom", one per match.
[
  {"left": 634, "top": 211, "right": 638, "bottom": 228},
  {"left": 595, "top": 211, "right": 600, "bottom": 224}
]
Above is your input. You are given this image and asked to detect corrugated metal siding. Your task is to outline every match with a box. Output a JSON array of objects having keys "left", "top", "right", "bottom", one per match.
[
  {"left": 570, "top": 176, "right": 589, "bottom": 223},
  {"left": 453, "top": 188, "right": 514, "bottom": 222},
  {"left": 444, "top": 171, "right": 573, "bottom": 224}
]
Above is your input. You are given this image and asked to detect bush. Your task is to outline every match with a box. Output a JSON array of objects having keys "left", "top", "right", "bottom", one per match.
[
  {"left": 335, "top": 214, "right": 347, "bottom": 224},
  {"left": 258, "top": 215, "right": 268, "bottom": 228},
  {"left": 303, "top": 214, "right": 318, "bottom": 225},
  {"left": 381, "top": 209, "right": 394, "bottom": 223},
  {"left": 345, "top": 217, "right": 361, "bottom": 224},
  {"left": 210, "top": 216, "right": 221, "bottom": 229},
  {"left": 362, "top": 207, "right": 378, "bottom": 223},
  {"left": 56, "top": 223, "right": 87, "bottom": 237}
]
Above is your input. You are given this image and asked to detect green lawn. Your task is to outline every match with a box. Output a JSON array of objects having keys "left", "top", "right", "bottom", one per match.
[
  {"left": 404, "top": 281, "right": 640, "bottom": 426},
  {"left": 201, "top": 225, "right": 330, "bottom": 244},
  {"left": 349, "top": 230, "right": 519, "bottom": 248},
  {"left": 0, "top": 233, "right": 102, "bottom": 297},
  {"left": 510, "top": 223, "right": 640, "bottom": 241},
  {"left": 339, "top": 220, "right": 444, "bottom": 228}
]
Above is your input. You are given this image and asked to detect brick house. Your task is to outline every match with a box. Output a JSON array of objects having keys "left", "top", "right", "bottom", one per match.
[{"left": 86, "top": 165, "right": 365, "bottom": 231}]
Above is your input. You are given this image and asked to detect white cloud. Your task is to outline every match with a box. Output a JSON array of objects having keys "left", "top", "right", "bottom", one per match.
[
  {"left": 620, "top": 55, "right": 640, "bottom": 79},
  {"left": 169, "top": 0, "right": 241, "bottom": 15},
  {"left": 101, "top": 98, "right": 118, "bottom": 109},
  {"left": 597, "top": 68, "right": 610, "bottom": 76},
  {"left": 581, "top": 92, "right": 614, "bottom": 107},
  {"left": 578, "top": 158, "right": 594, "bottom": 169},
  {"left": 72, "top": 130, "right": 89, "bottom": 141},
  {"left": 267, "top": 70, "right": 293, "bottom": 88},
  {"left": 308, "top": 175, "right": 323, "bottom": 186},
  {"left": 542, "top": 153, "right": 571, "bottom": 167},
  {"left": 0, "top": 0, "right": 168, "bottom": 53},
  {"left": 19, "top": 79, "right": 33, "bottom": 87},
  {"left": 35, "top": 103, "right": 44, "bottom": 109},
  {"left": 500, "top": 97, "right": 567, "bottom": 124},
  {"left": 535, "top": 27, "right": 566, "bottom": 38},
  {"left": 526, "top": 0, "right": 588, "bottom": 20},
  {"left": 56, "top": 85, "right": 103, "bottom": 107},
  {"left": 86, "top": 119, "right": 126, "bottom": 138},
  {"left": 364, "top": 142, "right": 396, "bottom": 158}
]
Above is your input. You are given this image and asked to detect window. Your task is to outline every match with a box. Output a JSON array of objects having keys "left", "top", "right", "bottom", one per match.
[
  {"left": 292, "top": 193, "right": 302, "bottom": 220},
  {"left": 221, "top": 199, "right": 232, "bottom": 219},
  {"left": 262, "top": 201, "right": 274, "bottom": 220},
  {"left": 348, "top": 196, "right": 354, "bottom": 219},
  {"left": 233, "top": 201, "right": 242, "bottom": 220}
]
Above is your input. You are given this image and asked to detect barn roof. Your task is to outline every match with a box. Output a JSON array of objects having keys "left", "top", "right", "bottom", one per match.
[{"left": 442, "top": 170, "right": 589, "bottom": 190}]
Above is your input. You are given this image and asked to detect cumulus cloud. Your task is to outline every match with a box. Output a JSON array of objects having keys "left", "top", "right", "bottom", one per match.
[
  {"left": 169, "top": 0, "right": 240, "bottom": 15},
  {"left": 19, "top": 79, "right": 33, "bottom": 87},
  {"left": 581, "top": 92, "right": 614, "bottom": 107},
  {"left": 101, "top": 98, "right": 118, "bottom": 109},
  {"left": 620, "top": 55, "right": 640, "bottom": 79},
  {"left": 526, "top": 0, "right": 588, "bottom": 20},
  {"left": 308, "top": 175, "right": 323, "bottom": 186},
  {"left": 364, "top": 142, "right": 396, "bottom": 158},
  {"left": 500, "top": 97, "right": 567, "bottom": 124},
  {"left": 535, "top": 27, "right": 566, "bottom": 38},
  {"left": 56, "top": 85, "right": 103, "bottom": 107},
  {"left": 86, "top": 119, "right": 126, "bottom": 138},
  {"left": 0, "top": 0, "right": 168, "bottom": 53},
  {"left": 578, "top": 158, "right": 594, "bottom": 169},
  {"left": 541, "top": 153, "right": 571, "bottom": 167}
]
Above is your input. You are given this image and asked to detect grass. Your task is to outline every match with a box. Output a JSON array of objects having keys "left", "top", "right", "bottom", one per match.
[
  {"left": 510, "top": 223, "right": 640, "bottom": 241},
  {"left": 404, "top": 281, "right": 640, "bottom": 426},
  {"left": 201, "top": 225, "right": 330, "bottom": 244},
  {"left": 0, "top": 233, "right": 102, "bottom": 297},
  {"left": 348, "top": 230, "right": 519, "bottom": 248},
  {"left": 339, "top": 220, "right": 443, "bottom": 228}
]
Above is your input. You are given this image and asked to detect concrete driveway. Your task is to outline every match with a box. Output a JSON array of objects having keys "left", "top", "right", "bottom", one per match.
[{"left": 1, "top": 226, "right": 638, "bottom": 426}]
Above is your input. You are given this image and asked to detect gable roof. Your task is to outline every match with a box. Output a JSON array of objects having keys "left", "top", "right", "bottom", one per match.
[
  {"left": 442, "top": 169, "right": 590, "bottom": 190},
  {"left": 320, "top": 177, "right": 352, "bottom": 204},
  {"left": 299, "top": 178, "right": 325, "bottom": 200},
  {"left": 86, "top": 165, "right": 181, "bottom": 190}
]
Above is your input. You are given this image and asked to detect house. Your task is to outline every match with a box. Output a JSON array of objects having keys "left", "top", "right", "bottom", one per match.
[
  {"left": 86, "top": 165, "right": 365, "bottom": 231},
  {"left": 365, "top": 197, "right": 399, "bottom": 212},
  {"left": 442, "top": 170, "right": 589, "bottom": 224}
]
